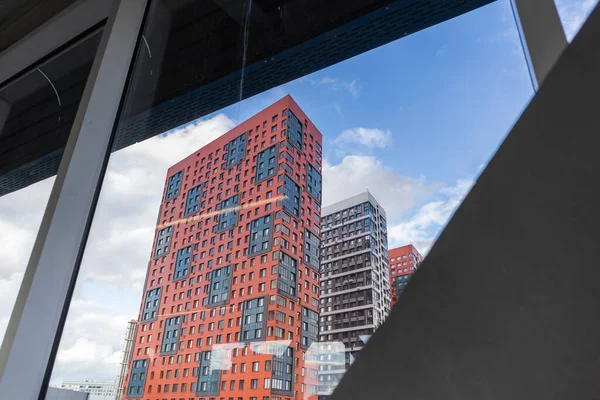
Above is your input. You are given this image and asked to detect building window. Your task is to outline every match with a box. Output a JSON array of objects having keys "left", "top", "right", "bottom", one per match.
[{"left": 165, "top": 170, "right": 183, "bottom": 200}]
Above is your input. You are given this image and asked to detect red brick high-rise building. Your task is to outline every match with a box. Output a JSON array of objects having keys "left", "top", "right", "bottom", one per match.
[
  {"left": 123, "top": 95, "right": 323, "bottom": 400},
  {"left": 388, "top": 244, "right": 422, "bottom": 307}
]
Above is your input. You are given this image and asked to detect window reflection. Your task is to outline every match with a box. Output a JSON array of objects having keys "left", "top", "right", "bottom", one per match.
[
  {"left": 43, "top": 1, "right": 533, "bottom": 399},
  {"left": 0, "top": 29, "right": 103, "bottom": 196}
]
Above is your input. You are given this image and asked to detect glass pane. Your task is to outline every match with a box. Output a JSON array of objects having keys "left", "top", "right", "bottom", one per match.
[
  {"left": 554, "top": 0, "right": 599, "bottom": 41},
  {"left": 0, "top": 178, "right": 54, "bottom": 340},
  {"left": 0, "top": 29, "right": 103, "bottom": 343},
  {"left": 47, "top": 1, "right": 533, "bottom": 399}
]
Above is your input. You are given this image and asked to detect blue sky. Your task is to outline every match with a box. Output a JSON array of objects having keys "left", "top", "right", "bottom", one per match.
[
  {"left": 201, "top": 0, "right": 596, "bottom": 253},
  {"left": 222, "top": 0, "right": 534, "bottom": 184}
]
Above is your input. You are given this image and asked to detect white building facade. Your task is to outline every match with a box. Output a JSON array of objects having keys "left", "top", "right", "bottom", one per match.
[
  {"left": 318, "top": 191, "right": 390, "bottom": 396},
  {"left": 60, "top": 381, "right": 115, "bottom": 400}
]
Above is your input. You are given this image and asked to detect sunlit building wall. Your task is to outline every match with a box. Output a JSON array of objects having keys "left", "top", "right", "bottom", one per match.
[{"left": 122, "top": 95, "right": 322, "bottom": 400}]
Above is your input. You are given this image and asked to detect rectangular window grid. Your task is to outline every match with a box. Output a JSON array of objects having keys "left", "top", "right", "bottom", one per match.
[
  {"left": 226, "top": 132, "right": 248, "bottom": 168},
  {"left": 282, "top": 175, "right": 300, "bottom": 218},
  {"left": 141, "top": 287, "right": 161, "bottom": 322},
  {"left": 165, "top": 170, "right": 183, "bottom": 200},
  {"left": 174, "top": 246, "right": 192, "bottom": 281},
  {"left": 301, "top": 306, "right": 319, "bottom": 349},
  {"left": 303, "top": 228, "right": 320, "bottom": 271},
  {"left": 196, "top": 350, "right": 222, "bottom": 396},
  {"left": 216, "top": 194, "right": 240, "bottom": 232},
  {"left": 153, "top": 226, "right": 172, "bottom": 258},
  {"left": 277, "top": 252, "right": 297, "bottom": 300},
  {"left": 306, "top": 162, "right": 322, "bottom": 202},
  {"left": 286, "top": 110, "right": 303, "bottom": 150},
  {"left": 248, "top": 214, "right": 273, "bottom": 257},
  {"left": 271, "top": 347, "right": 294, "bottom": 395},
  {"left": 240, "top": 296, "right": 267, "bottom": 342},
  {"left": 184, "top": 183, "right": 203, "bottom": 216},
  {"left": 160, "top": 316, "right": 181, "bottom": 355},
  {"left": 208, "top": 265, "right": 232, "bottom": 307},
  {"left": 126, "top": 359, "right": 148, "bottom": 398},
  {"left": 255, "top": 145, "right": 278, "bottom": 183}
]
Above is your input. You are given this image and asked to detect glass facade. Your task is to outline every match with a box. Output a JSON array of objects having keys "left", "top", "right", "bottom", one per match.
[
  {"left": 207, "top": 265, "right": 233, "bottom": 307},
  {"left": 126, "top": 359, "right": 149, "bottom": 398},
  {"left": 141, "top": 287, "right": 161, "bottom": 323},
  {"left": 0, "top": 0, "right": 550, "bottom": 398},
  {"left": 165, "top": 170, "right": 183, "bottom": 200},
  {"left": 160, "top": 316, "right": 182, "bottom": 356}
]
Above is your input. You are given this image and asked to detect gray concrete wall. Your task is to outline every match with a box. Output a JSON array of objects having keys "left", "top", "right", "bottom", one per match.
[{"left": 332, "top": 3, "right": 600, "bottom": 399}]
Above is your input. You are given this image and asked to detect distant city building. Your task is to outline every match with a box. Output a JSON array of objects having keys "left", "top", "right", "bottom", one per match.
[
  {"left": 388, "top": 244, "right": 423, "bottom": 307},
  {"left": 60, "top": 381, "right": 115, "bottom": 400},
  {"left": 114, "top": 320, "right": 137, "bottom": 400},
  {"left": 318, "top": 191, "right": 389, "bottom": 397}
]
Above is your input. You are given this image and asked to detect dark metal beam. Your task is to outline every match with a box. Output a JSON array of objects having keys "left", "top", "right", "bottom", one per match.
[{"left": 512, "top": 0, "right": 567, "bottom": 89}]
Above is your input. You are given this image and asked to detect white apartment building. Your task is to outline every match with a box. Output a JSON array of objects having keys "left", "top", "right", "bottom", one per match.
[{"left": 60, "top": 381, "right": 115, "bottom": 400}]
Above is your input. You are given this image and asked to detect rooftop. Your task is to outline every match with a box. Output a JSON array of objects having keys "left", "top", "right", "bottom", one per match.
[{"left": 322, "top": 190, "right": 386, "bottom": 218}]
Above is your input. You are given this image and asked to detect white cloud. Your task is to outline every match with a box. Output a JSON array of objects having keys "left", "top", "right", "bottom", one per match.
[
  {"left": 322, "top": 156, "right": 475, "bottom": 257},
  {"left": 333, "top": 127, "right": 392, "bottom": 149},
  {"left": 322, "top": 156, "right": 438, "bottom": 218},
  {"left": 57, "top": 338, "right": 103, "bottom": 364},
  {"left": 52, "top": 298, "right": 133, "bottom": 384},
  {"left": 316, "top": 76, "right": 360, "bottom": 97},
  {"left": 0, "top": 177, "right": 55, "bottom": 343},
  {"left": 388, "top": 178, "right": 474, "bottom": 254},
  {"left": 319, "top": 77, "right": 337, "bottom": 85},
  {"left": 0, "top": 177, "right": 55, "bottom": 278},
  {"left": 555, "top": 0, "right": 598, "bottom": 41}
]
